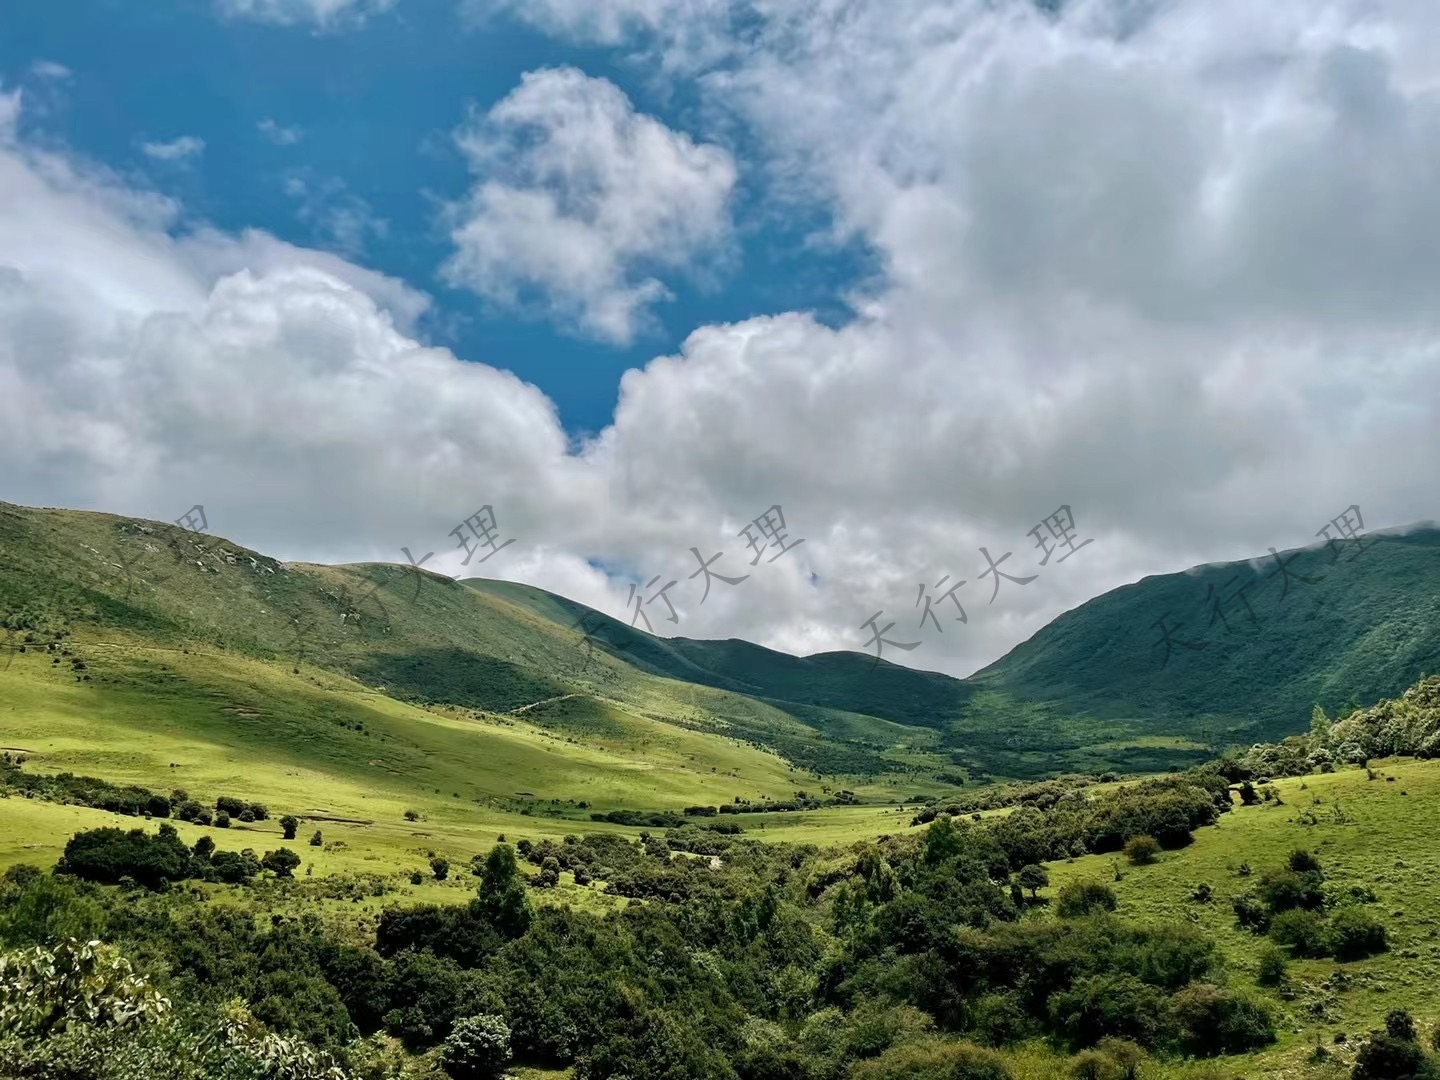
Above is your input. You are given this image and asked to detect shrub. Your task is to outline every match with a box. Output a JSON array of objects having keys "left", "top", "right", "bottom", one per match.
[
  {"left": 1123, "top": 835, "right": 1160, "bottom": 866},
  {"left": 238, "top": 809, "right": 256, "bottom": 823},
  {"left": 279, "top": 815, "right": 299, "bottom": 841},
  {"left": 849, "top": 1038, "right": 1012, "bottom": 1080},
  {"left": 1171, "top": 983, "right": 1277, "bottom": 1056},
  {"left": 1269, "top": 908, "right": 1330, "bottom": 958},
  {"left": 1071, "top": 1040, "right": 1145, "bottom": 1080},
  {"left": 210, "top": 850, "right": 259, "bottom": 884},
  {"left": 56, "top": 825, "right": 195, "bottom": 890},
  {"left": 404, "top": 809, "right": 421, "bottom": 822},
  {"left": 1288, "top": 849, "right": 1323, "bottom": 874},
  {"left": 216, "top": 796, "right": 246, "bottom": 817},
  {"left": 1255, "top": 941, "right": 1288, "bottom": 986},
  {"left": 1330, "top": 906, "right": 1388, "bottom": 961},
  {"left": 1057, "top": 881, "right": 1118, "bottom": 918},
  {"left": 409, "top": 871, "right": 423, "bottom": 885},
  {"left": 431, "top": 857, "right": 450, "bottom": 881},
  {"left": 1258, "top": 868, "right": 1324, "bottom": 912},
  {"left": 1352, "top": 1033, "right": 1436, "bottom": 1080},
  {"left": 1387, "top": 1011, "right": 1418, "bottom": 1042},
  {"left": 247, "top": 804, "right": 268, "bottom": 821},
  {"left": 440, "top": 1013, "right": 511, "bottom": 1080},
  {"left": 216, "top": 811, "right": 230, "bottom": 829},
  {"left": 1050, "top": 974, "right": 1172, "bottom": 1049},
  {"left": 310, "top": 830, "right": 323, "bottom": 847}
]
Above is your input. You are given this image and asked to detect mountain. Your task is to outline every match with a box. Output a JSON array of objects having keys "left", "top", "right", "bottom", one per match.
[
  {"left": 969, "top": 524, "right": 1440, "bottom": 763},
  {"left": 1, "top": 500, "right": 1437, "bottom": 790}
]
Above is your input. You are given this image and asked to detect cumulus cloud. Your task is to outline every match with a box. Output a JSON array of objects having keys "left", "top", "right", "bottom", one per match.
[
  {"left": 257, "top": 118, "right": 304, "bottom": 145},
  {"left": 141, "top": 136, "right": 205, "bottom": 162},
  {"left": 440, "top": 67, "right": 737, "bottom": 344},
  {"left": 214, "top": 0, "right": 395, "bottom": 28},
  {"left": 5, "top": 2, "right": 1440, "bottom": 680}
]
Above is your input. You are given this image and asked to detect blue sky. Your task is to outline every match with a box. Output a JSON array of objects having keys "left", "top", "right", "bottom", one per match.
[
  {"left": 1, "top": 0, "right": 869, "bottom": 437},
  {"left": 1, "top": 0, "right": 1435, "bottom": 676}
]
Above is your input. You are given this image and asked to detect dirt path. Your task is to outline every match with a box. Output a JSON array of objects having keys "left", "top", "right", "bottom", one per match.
[{"left": 507, "top": 693, "right": 582, "bottom": 715}]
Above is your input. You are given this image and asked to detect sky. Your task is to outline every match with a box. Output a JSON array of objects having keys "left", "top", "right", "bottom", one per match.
[{"left": 1, "top": 0, "right": 1437, "bottom": 679}]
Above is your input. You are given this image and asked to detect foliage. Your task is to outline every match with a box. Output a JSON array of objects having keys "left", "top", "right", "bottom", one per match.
[
  {"left": 1122, "top": 835, "right": 1159, "bottom": 866},
  {"left": 0, "top": 938, "right": 169, "bottom": 1038},
  {"left": 1055, "top": 881, "right": 1118, "bottom": 918},
  {"left": 440, "top": 1013, "right": 511, "bottom": 1080},
  {"left": 57, "top": 825, "right": 198, "bottom": 890}
]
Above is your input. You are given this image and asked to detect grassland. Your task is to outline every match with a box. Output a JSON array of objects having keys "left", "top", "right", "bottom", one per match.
[{"left": 1041, "top": 757, "right": 1440, "bottom": 1078}]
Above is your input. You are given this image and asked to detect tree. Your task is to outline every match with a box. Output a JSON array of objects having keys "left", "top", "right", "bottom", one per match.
[
  {"left": 476, "top": 844, "right": 531, "bottom": 937},
  {"left": 1123, "top": 835, "right": 1160, "bottom": 866},
  {"left": 440, "top": 1014, "right": 511, "bottom": 1080},
  {"left": 1018, "top": 864, "right": 1049, "bottom": 899},
  {"left": 924, "top": 816, "right": 964, "bottom": 865},
  {"left": 537, "top": 857, "right": 560, "bottom": 888},
  {"left": 404, "top": 808, "right": 421, "bottom": 822},
  {"left": 431, "top": 857, "right": 450, "bottom": 881},
  {"left": 309, "top": 830, "right": 323, "bottom": 847},
  {"left": 261, "top": 848, "right": 300, "bottom": 878},
  {"left": 216, "top": 796, "right": 246, "bottom": 817},
  {"left": 247, "top": 803, "right": 269, "bottom": 821},
  {"left": 216, "top": 811, "right": 231, "bottom": 829},
  {"left": 192, "top": 836, "right": 216, "bottom": 862},
  {"left": 279, "top": 815, "right": 299, "bottom": 841}
]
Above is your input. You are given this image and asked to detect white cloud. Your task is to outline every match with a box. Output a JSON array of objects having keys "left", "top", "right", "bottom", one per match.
[
  {"left": 257, "top": 118, "right": 304, "bottom": 145},
  {"left": 141, "top": 136, "right": 205, "bottom": 163},
  {"left": 440, "top": 67, "right": 737, "bottom": 345},
  {"left": 30, "top": 61, "right": 72, "bottom": 81},
  {"left": 5, "top": 3, "right": 1440, "bottom": 682},
  {"left": 281, "top": 170, "right": 388, "bottom": 257},
  {"left": 215, "top": 0, "right": 395, "bottom": 28}
]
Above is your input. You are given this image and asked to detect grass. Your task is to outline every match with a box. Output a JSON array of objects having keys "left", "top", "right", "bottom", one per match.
[{"left": 1043, "top": 757, "right": 1440, "bottom": 1077}]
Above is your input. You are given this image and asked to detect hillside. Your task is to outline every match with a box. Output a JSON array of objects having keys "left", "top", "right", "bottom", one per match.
[
  {"left": 2, "top": 501, "right": 1437, "bottom": 790},
  {"left": 968, "top": 525, "right": 1440, "bottom": 762}
]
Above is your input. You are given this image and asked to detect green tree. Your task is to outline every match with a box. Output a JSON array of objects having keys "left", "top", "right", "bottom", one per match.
[
  {"left": 279, "top": 815, "right": 300, "bottom": 841},
  {"left": 431, "top": 856, "right": 450, "bottom": 881},
  {"left": 924, "top": 816, "right": 964, "bottom": 865},
  {"left": 309, "top": 830, "right": 323, "bottom": 847},
  {"left": 260, "top": 849, "right": 300, "bottom": 878},
  {"left": 1018, "top": 864, "right": 1049, "bottom": 898},
  {"left": 476, "top": 844, "right": 531, "bottom": 937}
]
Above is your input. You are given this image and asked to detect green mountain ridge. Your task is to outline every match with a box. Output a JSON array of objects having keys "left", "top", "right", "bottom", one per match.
[{"left": 2, "top": 500, "right": 1437, "bottom": 782}]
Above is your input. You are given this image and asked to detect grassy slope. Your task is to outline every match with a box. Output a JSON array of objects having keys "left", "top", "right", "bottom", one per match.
[
  {"left": 4, "top": 500, "right": 1438, "bottom": 795},
  {"left": 970, "top": 527, "right": 1440, "bottom": 753},
  {"left": 1043, "top": 757, "right": 1440, "bottom": 1079}
]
